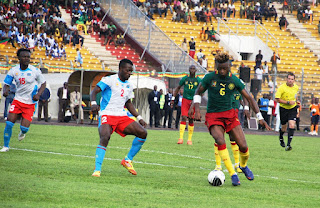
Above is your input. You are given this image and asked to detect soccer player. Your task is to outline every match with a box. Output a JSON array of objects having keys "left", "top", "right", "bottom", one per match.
[
  {"left": 0, "top": 48, "right": 46, "bottom": 152},
  {"left": 90, "top": 59, "right": 147, "bottom": 177},
  {"left": 191, "top": 52, "right": 270, "bottom": 186},
  {"left": 275, "top": 72, "right": 299, "bottom": 151},
  {"left": 171, "top": 65, "right": 201, "bottom": 145},
  {"left": 309, "top": 98, "right": 319, "bottom": 136}
]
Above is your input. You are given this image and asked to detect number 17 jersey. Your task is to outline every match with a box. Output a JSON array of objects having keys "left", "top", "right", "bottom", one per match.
[{"left": 179, "top": 75, "right": 202, "bottom": 100}]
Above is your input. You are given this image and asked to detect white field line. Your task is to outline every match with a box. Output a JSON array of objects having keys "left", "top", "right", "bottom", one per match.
[{"left": 9, "top": 147, "right": 320, "bottom": 185}]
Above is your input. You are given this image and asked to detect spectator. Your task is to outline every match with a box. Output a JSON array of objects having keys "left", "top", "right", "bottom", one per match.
[
  {"left": 3, "top": 83, "right": 15, "bottom": 120},
  {"left": 255, "top": 50, "right": 263, "bottom": 68},
  {"left": 70, "top": 87, "right": 84, "bottom": 124},
  {"left": 269, "top": 5, "right": 277, "bottom": 21},
  {"left": 174, "top": 88, "right": 183, "bottom": 129},
  {"left": 59, "top": 45, "right": 67, "bottom": 59},
  {"left": 240, "top": 3, "right": 245, "bottom": 19},
  {"left": 38, "top": 87, "right": 51, "bottom": 122},
  {"left": 189, "top": 37, "right": 196, "bottom": 58},
  {"left": 72, "top": 31, "right": 84, "bottom": 48},
  {"left": 262, "top": 61, "right": 269, "bottom": 86},
  {"left": 148, "top": 85, "right": 160, "bottom": 128},
  {"left": 279, "top": 14, "right": 288, "bottom": 30},
  {"left": 201, "top": 55, "right": 208, "bottom": 70},
  {"left": 159, "top": 89, "right": 165, "bottom": 126},
  {"left": 163, "top": 88, "right": 173, "bottom": 128},
  {"left": 255, "top": 65, "right": 263, "bottom": 81},
  {"left": 179, "top": 37, "right": 188, "bottom": 63},
  {"left": 258, "top": 94, "right": 269, "bottom": 131},
  {"left": 57, "top": 82, "right": 70, "bottom": 123},
  {"left": 318, "top": 21, "right": 320, "bottom": 35},
  {"left": 270, "top": 51, "right": 280, "bottom": 73},
  {"left": 208, "top": 26, "right": 220, "bottom": 42},
  {"left": 227, "top": 2, "right": 236, "bottom": 18},
  {"left": 75, "top": 48, "right": 83, "bottom": 67},
  {"left": 196, "top": 48, "right": 204, "bottom": 64},
  {"left": 115, "top": 33, "right": 125, "bottom": 47}
]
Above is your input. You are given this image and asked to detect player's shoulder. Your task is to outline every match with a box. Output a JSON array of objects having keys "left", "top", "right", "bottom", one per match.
[
  {"left": 28, "top": 65, "right": 40, "bottom": 71},
  {"left": 293, "top": 84, "right": 299, "bottom": 90}
]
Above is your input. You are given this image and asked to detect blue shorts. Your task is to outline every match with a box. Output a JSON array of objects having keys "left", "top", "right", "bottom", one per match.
[{"left": 311, "top": 115, "right": 319, "bottom": 124}]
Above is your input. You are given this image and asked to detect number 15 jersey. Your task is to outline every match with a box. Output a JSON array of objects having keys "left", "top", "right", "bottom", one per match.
[
  {"left": 4, "top": 64, "right": 45, "bottom": 104},
  {"left": 201, "top": 71, "right": 245, "bottom": 113},
  {"left": 97, "top": 74, "right": 134, "bottom": 116}
]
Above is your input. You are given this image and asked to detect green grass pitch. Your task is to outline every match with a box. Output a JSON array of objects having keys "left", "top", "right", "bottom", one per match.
[{"left": 0, "top": 124, "right": 319, "bottom": 208}]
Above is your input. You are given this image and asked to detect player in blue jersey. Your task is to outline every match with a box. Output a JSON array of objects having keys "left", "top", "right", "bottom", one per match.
[
  {"left": 0, "top": 48, "right": 46, "bottom": 152},
  {"left": 90, "top": 59, "right": 147, "bottom": 177}
]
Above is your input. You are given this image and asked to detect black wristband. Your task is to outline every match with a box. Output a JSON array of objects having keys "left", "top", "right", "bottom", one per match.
[{"left": 287, "top": 101, "right": 289, "bottom": 104}]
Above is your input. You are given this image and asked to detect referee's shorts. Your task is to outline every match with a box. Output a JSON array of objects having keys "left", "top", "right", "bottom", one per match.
[{"left": 280, "top": 106, "right": 298, "bottom": 125}]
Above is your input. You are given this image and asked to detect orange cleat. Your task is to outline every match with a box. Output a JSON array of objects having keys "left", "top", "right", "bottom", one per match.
[
  {"left": 177, "top": 139, "right": 183, "bottom": 144},
  {"left": 121, "top": 159, "right": 137, "bottom": 175},
  {"left": 187, "top": 140, "right": 192, "bottom": 145}
]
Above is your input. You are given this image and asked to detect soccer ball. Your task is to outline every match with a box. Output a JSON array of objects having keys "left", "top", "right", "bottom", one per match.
[
  {"left": 311, "top": 108, "right": 317, "bottom": 113},
  {"left": 208, "top": 170, "right": 225, "bottom": 186}
]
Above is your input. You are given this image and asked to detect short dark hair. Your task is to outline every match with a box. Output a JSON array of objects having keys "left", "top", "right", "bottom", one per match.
[
  {"left": 17, "top": 48, "right": 31, "bottom": 57},
  {"left": 119, "top": 59, "right": 133, "bottom": 69},
  {"left": 287, "top": 72, "right": 295, "bottom": 79}
]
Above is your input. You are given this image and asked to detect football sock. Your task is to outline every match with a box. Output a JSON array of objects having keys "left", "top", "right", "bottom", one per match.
[
  {"left": 279, "top": 130, "right": 285, "bottom": 141},
  {"left": 287, "top": 128, "right": 295, "bottom": 146},
  {"left": 230, "top": 141, "right": 240, "bottom": 165},
  {"left": 4, "top": 121, "right": 14, "bottom": 148},
  {"left": 187, "top": 123, "right": 194, "bottom": 141},
  {"left": 315, "top": 125, "right": 318, "bottom": 133},
  {"left": 179, "top": 121, "right": 186, "bottom": 139},
  {"left": 20, "top": 126, "right": 29, "bottom": 134},
  {"left": 311, "top": 125, "right": 314, "bottom": 132},
  {"left": 126, "top": 137, "right": 146, "bottom": 160},
  {"left": 240, "top": 148, "right": 250, "bottom": 168},
  {"left": 94, "top": 145, "right": 106, "bottom": 171},
  {"left": 214, "top": 143, "right": 221, "bottom": 167},
  {"left": 218, "top": 144, "right": 235, "bottom": 176}
]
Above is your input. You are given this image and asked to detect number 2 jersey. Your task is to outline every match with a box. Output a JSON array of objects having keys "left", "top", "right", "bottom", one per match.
[
  {"left": 201, "top": 71, "right": 245, "bottom": 113},
  {"left": 97, "top": 74, "right": 134, "bottom": 116},
  {"left": 4, "top": 64, "right": 45, "bottom": 104},
  {"left": 179, "top": 75, "right": 202, "bottom": 100}
]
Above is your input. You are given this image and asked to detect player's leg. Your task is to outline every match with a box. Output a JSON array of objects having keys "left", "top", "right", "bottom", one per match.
[
  {"left": 187, "top": 118, "right": 194, "bottom": 145},
  {"left": 18, "top": 118, "right": 32, "bottom": 141},
  {"left": 279, "top": 108, "right": 288, "bottom": 147},
  {"left": 92, "top": 123, "right": 113, "bottom": 177},
  {"left": 229, "top": 134, "right": 241, "bottom": 173},
  {"left": 228, "top": 125, "right": 254, "bottom": 180},
  {"left": 122, "top": 120, "right": 147, "bottom": 175},
  {"left": 178, "top": 99, "right": 189, "bottom": 144},
  {"left": 286, "top": 120, "right": 296, "bottom": 151},
  {"left": 315, "top": 116, "right": 319, "bottom": 135},
  {"left": 213, "top": 143, "right": 222, "bottom": 171},
  {"left": 210, "top": 125, "right": 240, "bottom": 185},
  {"left": 1, "top": 113, "right": 19, "bottom": 152}
]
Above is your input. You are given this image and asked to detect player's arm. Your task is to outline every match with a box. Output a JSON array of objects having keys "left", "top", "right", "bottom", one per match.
[
  {"left": 240, "top": 88, "right": 271, "bottom": 130},
  {"left": 125, "top": 99, "right": 147, "bottom": 128},
  {"left": 3, "top": 72, "right": 14, "bottom": 97},
  {"left": 90, "top": 85, "right": 101, "bottom": 112},
  {"left": 240, "top": 96, "right": 250, "bottom": 119},
  {"left": 33, "top": 81, "right": 46, "bottom": 101},
  {"left": 189, "top": 83, "right": 206, "bottom": 121},
  {"left": 3, "top": 84, "right": 10, "bottom": 97},
  {"left": 275, "top": 97, "right": 295, "bottom": 105}
]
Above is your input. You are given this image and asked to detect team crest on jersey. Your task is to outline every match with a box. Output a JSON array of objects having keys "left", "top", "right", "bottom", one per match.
[
  {"left": 27, "top": 73, "right": 31, "bottom": 76},
  {"left": 211, "top": 81, "right": 217, "bottom": 87},
  {"left": 15, "top": 73, "right": 19, "bottom": 76},
  {"left": 126, "top": 85, "right": 130, "bottom": 88},
  {"left": 228, "top": 83, "right": 235, "bottom": 90},
  {"left": 194, "top": 82, "right": 198, "bottom": 86},
  {"left": 185, "top": 81, "right": 188, "bottom": 85}
]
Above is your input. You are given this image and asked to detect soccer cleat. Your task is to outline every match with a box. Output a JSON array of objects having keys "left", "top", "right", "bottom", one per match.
[
  {"left": 314, "top": 132, "right": 318, "bottom": 136},
  {"left": 121, "top": 159, "right": 137, "bottom": 175},
  {"left": 279, "top": 139, "right": 285, "bottom": 148},
  {"left": 18, "top": 131, "right": 26, "bottom": 141},
  {"left": 92, "top": 171, "right": 101, "bottom": 177},
  {"left": 0, "top": 146, "right": 9, "bottom": 152},
  {"left": 187, "top": 140, "right": 192, "bottom": 145},
  {"left": 214, "top": 165, "right": 222, "bottom": 171},
  {"left": 308, "top": 131, "right": 314, "bottom": 135},
  {"left": 231, "top": 174, "right": 241, "bottom": 186},
  {"left": 177, "top": 139, "right": 183, "bottom": 144},
  {"left": 285, "top": 146, "right": 292, "bottom": 151},
  {"left": 240, "top": 166, "right": 254, "bottom": 180}
]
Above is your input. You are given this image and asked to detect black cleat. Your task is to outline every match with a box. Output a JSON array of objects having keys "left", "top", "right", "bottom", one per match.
[
  {"left": 285, "top": 146, "right": 292, "bottom": 151},
  {"left": 279, "top": 140, "right": 285, "bottom": 148}
]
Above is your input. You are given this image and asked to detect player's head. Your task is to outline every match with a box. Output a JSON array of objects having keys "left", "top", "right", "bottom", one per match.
[
  {"left": 215, "top": 52, "right": 230, "bottom": 77},
  {"left": 119, "top": 59, "right": 133, "bottom": 81},
  {"left": 17, "top": 48, "right": 31, "bottom": 66},
  {"left": 189, "top": 65, "right": 196, "bottom": 76},
  {"left": 286, "top": 72, "right": 295, "bottom": 86}
]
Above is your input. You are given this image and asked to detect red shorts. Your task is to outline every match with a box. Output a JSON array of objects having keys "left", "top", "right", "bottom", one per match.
[
  {"left": 9, "top": 99, "right": 35, "bottom": 121},
  {"left": 99, "top": 115, "right": 135, "bottom": 137},
  {"left": 205, "top": 109, "right": 240, "bottom": 133},
  {"left": 189, "top": 50, "right": 195, "bottom": 58},
  {"left": 181, "top": 98, "right": 195, "bottom": 118}
]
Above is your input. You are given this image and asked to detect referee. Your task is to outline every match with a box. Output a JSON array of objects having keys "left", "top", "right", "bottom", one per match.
[{"left": 275, "top": 72, "right": 299, "bottom": 151}]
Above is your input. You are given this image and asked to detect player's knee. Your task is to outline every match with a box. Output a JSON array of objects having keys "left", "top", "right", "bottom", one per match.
[
  {"left": 20, "top": 126, "right": 29, "bottom": 134},
  {"left": 137, "top": 128, "right": 147, "bottom": 139},
  {"left": 6, "top": 121, "right": 15, "bottom": 129}
]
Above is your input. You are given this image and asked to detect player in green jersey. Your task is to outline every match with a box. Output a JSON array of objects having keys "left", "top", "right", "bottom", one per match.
[
  {"left": 171, "top": 65, "right": 202, "bottom": 145},
  {"left": 191, "top": 52, "right": 270, "bottom": 186}
]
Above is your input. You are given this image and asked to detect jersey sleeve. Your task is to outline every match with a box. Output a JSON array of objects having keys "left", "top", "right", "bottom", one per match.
[
  {"left": 4, "top": 68, "right": 14, "bottom": 85},
  {"left": 233, "top": 75, "right": 245, "bottom": 92},
  {"left": 179, "top": 76, "right": 186, "bottom": 86},
  {"left": 201, "top": 74, "right": 210, "bottom": 90},
  {"left": 97, "top": 76, "right": 112, "bottom": 91},
  {"left": 128, "top": 84, "right": 134, "bottom": 100}
]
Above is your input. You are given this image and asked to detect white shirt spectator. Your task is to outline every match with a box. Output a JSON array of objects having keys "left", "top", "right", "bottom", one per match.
[
  {"left": 255, "top": 67, "right": 263, "bottom": 80},
  {"left": 263, "top": 64, "right": 269, "bottom": 74},
  {"left": 196, "top": 51, "right": 204, "bottom": 60},
  {"left": 201, "top": 58, "right": 208, "bottom": 69},
  {"left": 28, "top": 37, "right": 35, "bottom": 49}
]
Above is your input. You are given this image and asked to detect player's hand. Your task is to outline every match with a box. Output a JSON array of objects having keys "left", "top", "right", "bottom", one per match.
[
  {"left": 194, "top": 109, "right": 201, "bottom": 121},
  {"left": 91, "top": 104, "right": 100, "bottom": 112},
  {"left": 288, "top": 100, "right": 295, "bottom": 105},
  {"left": 188, "top": 107, "right": 194, "bottom": 119},
  {"left": 33, "top": 94, "right": 40, "bottom": 101},
  {"left": 244, "top": 110, "right": 250, "bottom": 119},
  {"left": 3, "top": 90, "right": 9, "bottom": 97},
  {"left": 259, "top": 120, "right": 271, "bottom": 130},
  {"left": 139, "top": 119, "right": 147, "bottom": 128}
]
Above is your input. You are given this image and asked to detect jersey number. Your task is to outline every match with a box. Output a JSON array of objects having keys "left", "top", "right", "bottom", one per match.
[
  {"left": 19, "top": 78, "right": 25, "bottom": 84},
  {"left": 101, "top": 115, "right": 107, "bottom": 124},
  {"left": 120, "top": 89, "right": 124, "bottom": 97},
  {"left": 219, "top": 88, "right": 225, "bottom": 96},
  {"left": 9, "top": 105, "right": 15, "bottom": 112},
  {"left": 188, "top": 83, "right": 194, "bottom": 89}
]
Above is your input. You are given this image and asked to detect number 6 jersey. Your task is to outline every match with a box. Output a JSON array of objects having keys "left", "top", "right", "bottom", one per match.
[
  {"left": 97, "top": 74, "right": 134, "bottom": 116},
  {"left": 4, "top": 65, "right": 45, "bottom": 104}
]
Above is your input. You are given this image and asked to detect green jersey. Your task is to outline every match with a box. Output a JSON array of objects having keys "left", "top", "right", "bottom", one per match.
[
  {"left": 201, "top": 72, "right": 245, "bottom": 113},
  {"left": 179, "top": 75, "right": 202, "bottom": 100},
  {"left": 232, "top": 92, "right": 242, "bottom": 110}
]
